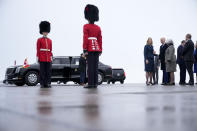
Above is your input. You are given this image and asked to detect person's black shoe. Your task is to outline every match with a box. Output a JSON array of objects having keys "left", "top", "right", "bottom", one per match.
[
  {"left": 43, "top": 84, "right": 51, "bottom": 88},
  {"left": 161, "top": 83, "right": 167, "bottom": 85},
  {"left": 186, "top": 82, "right": 194, "bottom": 86},
  {"left": 162, "top": 83, "right": 169, "bottom": 86},
  {"left": 190, "top": 83, "right": 194, "bottom": 86},
  {"left": 179, "top": 82, "right": 186, "bottom": 85},
  {"left": 40, "top": 85, "right": 45, "bottom": 88},
  {"left": 84, "top": 85, "right": 94, "bottom": 89},
  {"left": 168, "top": 83, "right": 175, "bottom": 86},
  {"left": 93, "top": 85, "right": 98, "bottom": 88},
  {"left": 165, "top": 83, "right": 173, "bottom": 86},
  {"left": 149, "top": 82, "right": 154, "bottom": 86},
  {"left": 146, "top": 81, "right": 150, "bottom": 86}
]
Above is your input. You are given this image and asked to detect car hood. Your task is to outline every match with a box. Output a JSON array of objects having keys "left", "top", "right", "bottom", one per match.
[
  {"left": 8, "top": 63, "right": 38, "bottom": 69},
  {"left": 8, "top": 65, "right": 23, "bottom": 68}
]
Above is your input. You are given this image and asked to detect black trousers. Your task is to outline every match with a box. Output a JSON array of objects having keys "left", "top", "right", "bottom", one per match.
[
  {"left": 40, "top": 62, "right": 52, "bottom": 86},
  {"left": 162, "top": 70, "right": 170, "bottom": 84},
  {"left": 185, "top": 61, "right": 194, "bottom": 83},
  {"left": 80, "top": 72, "right": 86, "bottom": 83},
  {"left": 153, "top": 69, "right": 159, "bottom": 84},
  {"left": 178, "top": 63, "right": 186, "bottom": 83},
  {"left": 87, "top": 52, "right": 99, "bottom": 86}
]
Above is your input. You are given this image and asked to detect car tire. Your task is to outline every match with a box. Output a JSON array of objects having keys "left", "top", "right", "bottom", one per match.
[
  {"left": 14, "top": 82, "right": 25, "bottom": 86},
  {"left": 98, "top": 72, "right": 104, "bottom": 85},
  {"left": 120, "top": 80, "right": 124, "bottom": 84},
  {"left": 112, "top": 81, "right": 115, "bottom": 84},
  {"left": 74, "top": 82, "right": 79, "bottom": 85},
  {"left": 25, "top": 71, "right": 39, "bottom": 86},
  {"left": 73, "top": 79, "right": 80, "bottom": 85}
]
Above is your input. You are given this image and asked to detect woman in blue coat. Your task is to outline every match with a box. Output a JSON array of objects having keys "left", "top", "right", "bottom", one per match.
[{"left": 144, "top": 37, "right": 155, "bottom": 85}]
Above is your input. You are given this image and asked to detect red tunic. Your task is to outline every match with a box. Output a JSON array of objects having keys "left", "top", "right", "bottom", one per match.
[
  {"left": 37, "top": 37, "right": 52, "bottom": 62},
  {"left": 83, "top": 24, "right": 102, "bottom": 52}
]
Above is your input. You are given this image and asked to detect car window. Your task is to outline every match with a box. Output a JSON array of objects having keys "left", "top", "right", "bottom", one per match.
[
  {"left": 74, "top": 58, "right": 80, "bottom": 65},
  {"left": 61, "top": 58, "right": 77, "bottom": 64},
  {"left": 61, "top": 58, "right": 70, "bottom": 64},
  {"left": 53, "top": 58, "right": 80, "bottom": 64},
  {"left": 53, "top": 58, "right": 61, "bottom": 64}
]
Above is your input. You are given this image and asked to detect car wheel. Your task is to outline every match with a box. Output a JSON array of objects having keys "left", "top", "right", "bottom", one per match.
[
  {"left": 120, "top": 80, "right": 124, "bottom": 84},
  {"left": 14, "top": 82, "right": 25, "bottom": 86},
  {"left": 25, "top": 71, "right": 39, "bottom": 86},
  {"left": 98, "top": 72, "right": 104, "bottom": 85},
  {"left": 112, "top": 81, "right": 115, "bottom": 84},
  {"left": 73, "top": 79, "right": 80, "bottom": 85}
]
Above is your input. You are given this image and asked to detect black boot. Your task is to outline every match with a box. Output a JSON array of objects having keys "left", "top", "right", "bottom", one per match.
[
  {"left": 94, "top": 85, "right": 98, "bottom": 88},
  {"left": 40, "top": 85, "right": 45, "bottom": 88},
  {"left": 48, "top": 84, "right": 52, "bottom": 88},
  {"left": 84, "top": 85, "right": 94, "bottom": 89},
  {"left": 186, "top": 82, "right": 194, "bottom": 86}
]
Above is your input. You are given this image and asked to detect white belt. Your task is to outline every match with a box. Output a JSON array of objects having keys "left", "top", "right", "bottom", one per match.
[
  {"left": 40, "top": 49, "right": 50, "bottom": 51},
  {"left": 88, "top": 37, "right": 97, "bottom": 40}
]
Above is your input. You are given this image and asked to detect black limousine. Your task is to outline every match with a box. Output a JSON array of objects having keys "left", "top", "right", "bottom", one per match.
[{"left": 3, "top": 56, "right": 112, "bottom": 86}]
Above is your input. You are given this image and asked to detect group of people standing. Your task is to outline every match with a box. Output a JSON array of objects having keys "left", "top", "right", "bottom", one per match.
[
  {"left": 144, "top": 34, "right": 197, "bottom": 86},
  {"left": 36, "top": 4, "right": 102, "bottom": 88}
]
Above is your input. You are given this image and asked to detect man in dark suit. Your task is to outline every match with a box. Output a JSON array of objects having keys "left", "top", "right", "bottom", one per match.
[
  {"left": 182, "top": 34, "right": 194, "bottom": 85},
  {"left": 159, "top": 37, "right": 170, "bottom": 85},
  {"left": 177, "top": 40, "right": 186, "bottom": 85}
]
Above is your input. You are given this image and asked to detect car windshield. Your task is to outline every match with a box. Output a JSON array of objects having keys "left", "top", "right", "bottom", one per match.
[
  {"left": 53, "top": 58, "right": 61, "bottom": 64},
  {"left": 99, "top": 62, "right": 104, "bottom": 65}
]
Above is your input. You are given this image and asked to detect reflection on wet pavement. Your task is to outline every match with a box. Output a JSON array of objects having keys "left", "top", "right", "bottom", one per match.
[{"left": 0, "top": 84, "right": 197, "bottom": 131}]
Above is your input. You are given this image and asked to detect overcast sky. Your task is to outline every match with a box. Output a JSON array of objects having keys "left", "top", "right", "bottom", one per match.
[{"left": 0, "top": 0, "right": 197, "bottom": 83}]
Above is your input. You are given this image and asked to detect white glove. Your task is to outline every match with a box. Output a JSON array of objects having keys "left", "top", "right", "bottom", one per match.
[{"left": 51, "top": 56, "right": 53, "bottom": 62}]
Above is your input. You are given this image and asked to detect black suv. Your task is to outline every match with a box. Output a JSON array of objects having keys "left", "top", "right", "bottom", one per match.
[{"left": 3, "top": 56, "right": 112, "bottom": 86}]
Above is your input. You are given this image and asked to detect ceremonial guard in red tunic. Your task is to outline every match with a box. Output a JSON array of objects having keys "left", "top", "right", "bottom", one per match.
[
  {"left": 37, "top": 21, "right": 53, "bottom": 88},
  {"left": 83, "top": 4, "right": 102, "bottom": 88}
]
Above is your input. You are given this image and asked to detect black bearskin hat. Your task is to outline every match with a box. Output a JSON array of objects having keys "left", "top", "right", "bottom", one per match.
[
  {"left": 84, "top": 4, "right": 99, "bottom": 23},
  {"left": 39, "top": 21, "right": 51, "bottom": 34}
]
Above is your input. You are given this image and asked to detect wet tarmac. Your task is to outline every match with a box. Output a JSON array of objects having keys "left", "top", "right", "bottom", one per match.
[{"left": 0, "top": 83, "right": 197, "bottom": 131}]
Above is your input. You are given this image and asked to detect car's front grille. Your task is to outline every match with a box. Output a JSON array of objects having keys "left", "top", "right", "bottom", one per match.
[{"left": 6, "top": 68, "right": 16, "bottom": 75}]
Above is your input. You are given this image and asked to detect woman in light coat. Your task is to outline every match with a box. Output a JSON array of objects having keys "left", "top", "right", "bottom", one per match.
[{"left": 165, "top": 39, "right": 176, "bottom": 85}]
